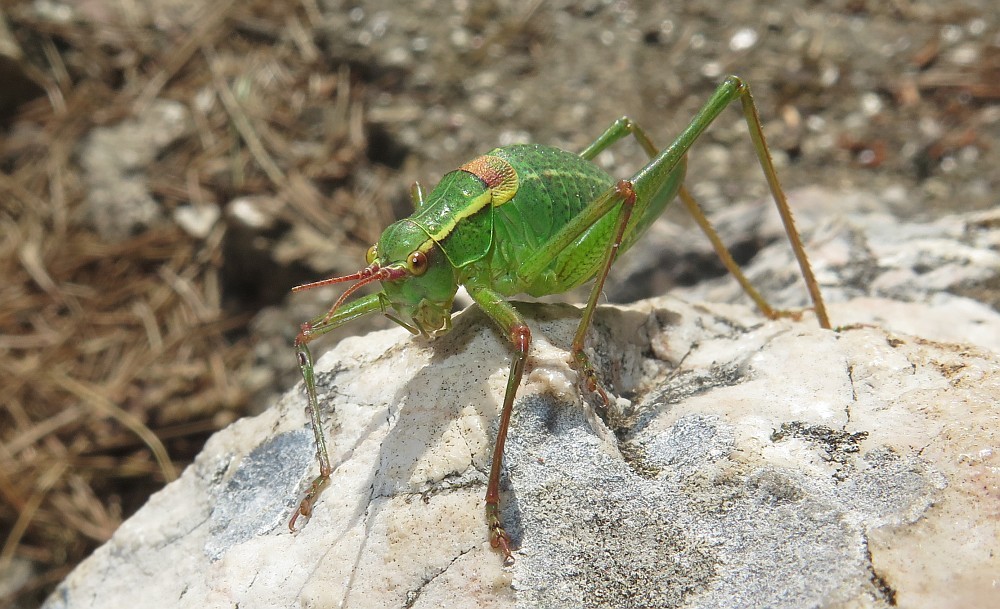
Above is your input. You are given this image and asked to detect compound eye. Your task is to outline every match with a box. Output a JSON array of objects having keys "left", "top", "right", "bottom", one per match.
[
  {"left": 407, "top": 251, "right": 428, "bottom": 276},
  {"left": 366, "top": 244, "right": 378, "bottom": 264}
]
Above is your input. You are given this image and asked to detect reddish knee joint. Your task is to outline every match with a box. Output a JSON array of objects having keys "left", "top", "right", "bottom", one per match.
[
  {"left": 295, "top": 322, "right": 313, "bottom": 347},
  {"left": 510, "top": 323, "right": 531, "bottom": 353},
  {"left": 615, "top": 179, "right": 637, "bottom": 205}
]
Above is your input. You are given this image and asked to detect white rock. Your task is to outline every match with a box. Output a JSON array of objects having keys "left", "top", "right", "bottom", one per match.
[
  {"left": 174, "top": 204, "right": 221, "bottom": 239},
  {"left": 43, "top": 296, "right": 1000, "bottom": 609},
  {"left": 44, "top": 199, "right": 1000, "bottom": 608},
  {"left": 677, "top": 192, "right": 1000, "bottom": 352}
]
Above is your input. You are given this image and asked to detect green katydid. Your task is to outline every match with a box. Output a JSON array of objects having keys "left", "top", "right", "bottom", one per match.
[{"left": 288, "top": 75, "right": 831, "bottom": 565}]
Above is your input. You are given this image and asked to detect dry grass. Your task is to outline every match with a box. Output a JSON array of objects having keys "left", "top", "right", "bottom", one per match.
[{"left": 0, "top": 1, "right": 377, "bottom": 604}]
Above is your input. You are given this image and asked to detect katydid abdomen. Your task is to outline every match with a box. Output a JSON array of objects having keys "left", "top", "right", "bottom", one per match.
[{"left": 460, "top": 143, "right": 686, "bottom": 297}]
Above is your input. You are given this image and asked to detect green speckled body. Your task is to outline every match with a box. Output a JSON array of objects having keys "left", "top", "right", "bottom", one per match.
[{"left": 410, "top": 143, "right": 686, "bottom": 298}]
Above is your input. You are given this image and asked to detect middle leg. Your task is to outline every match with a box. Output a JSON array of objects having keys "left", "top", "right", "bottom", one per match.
[{"left": 466, "top": 283, "right": 532, "bottom": 566}]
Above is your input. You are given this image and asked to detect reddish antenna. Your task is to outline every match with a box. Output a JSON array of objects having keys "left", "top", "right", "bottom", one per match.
[{"left": 292, "top": 263, "right": 405, "bottom": 326}]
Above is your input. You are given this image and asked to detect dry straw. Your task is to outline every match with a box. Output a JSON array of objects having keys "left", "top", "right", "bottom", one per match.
[{"left": 0, "top": 1, "right": 375, "bottom": 603}]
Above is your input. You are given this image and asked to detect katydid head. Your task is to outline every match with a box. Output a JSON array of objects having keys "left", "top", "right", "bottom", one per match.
[
  {"left": 370, "top": 218, "right": 459, "bottom": 336},
  {"left": 294, "top": 218, "right": 458, "bottom": 337}
]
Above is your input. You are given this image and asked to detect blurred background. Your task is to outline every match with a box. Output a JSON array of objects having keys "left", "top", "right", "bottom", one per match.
[{"left": 1, "top": 0, "right": 996, "bottom": 605}]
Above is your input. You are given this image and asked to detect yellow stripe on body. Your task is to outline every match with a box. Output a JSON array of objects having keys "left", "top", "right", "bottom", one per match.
[{"left": 419, "top": 154, "right": 519, "bottom": 243}]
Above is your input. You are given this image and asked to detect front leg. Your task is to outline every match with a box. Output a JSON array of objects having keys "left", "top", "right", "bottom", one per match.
[
  {"left": 466, "top": 284, "right": 531, "bottom": 566},
  {"left": 287, "top": 292, "right": 384, "bottom": 531}
]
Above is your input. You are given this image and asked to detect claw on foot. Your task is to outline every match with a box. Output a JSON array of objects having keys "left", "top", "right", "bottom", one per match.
[
  {"left": 492, "top": 529, "right": 515, "bottom": 567},
  {"left": 572, "top": 350, "right": 611, "bottom": 408},
  {"left": 769, "top": 308, "right": 806, "bottom": 322},
  {"left": 486, "top": 503, "right": 515, "bottom": 566},
  {"left": 289, "top": 473, "right": 330, "bottom": 532}
]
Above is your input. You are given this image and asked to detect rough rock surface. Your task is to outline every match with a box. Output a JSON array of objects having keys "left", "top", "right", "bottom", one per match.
[{"left": 44, "top": 203, "right": 1000, "bottom": 609}]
